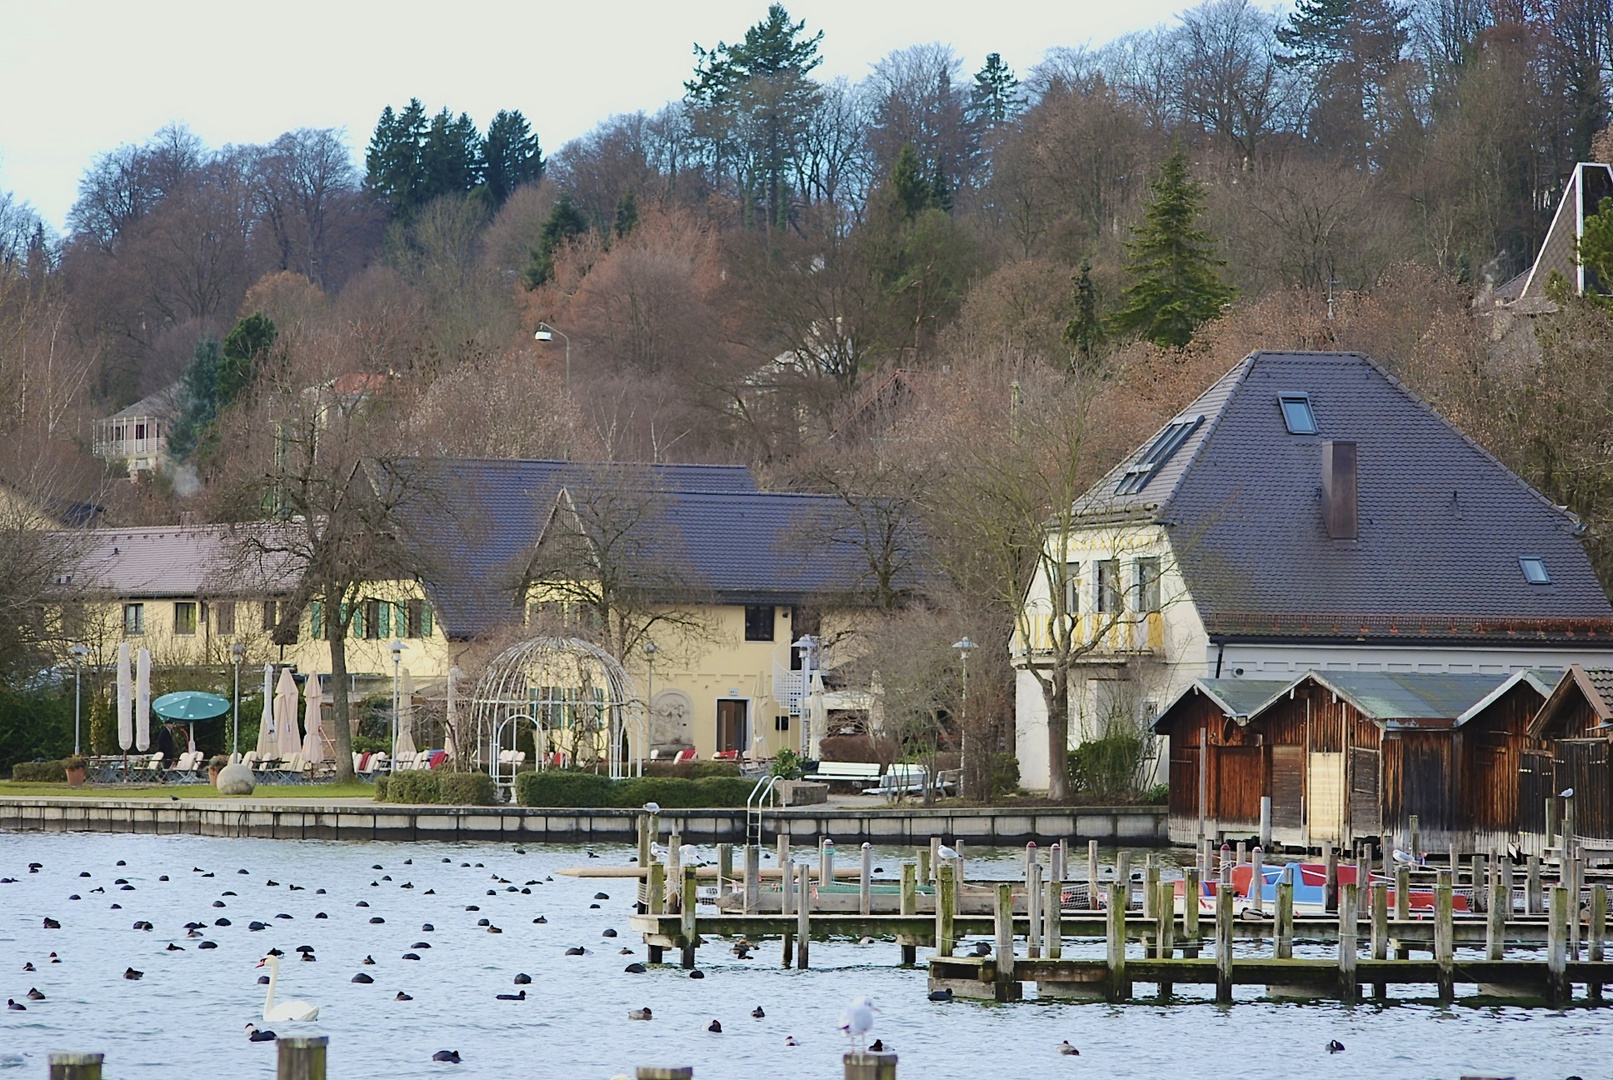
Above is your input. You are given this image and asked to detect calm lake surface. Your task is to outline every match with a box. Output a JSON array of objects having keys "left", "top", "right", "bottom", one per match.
[{"left": 0, "top": 831, "right": 1601, "bottom": 1080}]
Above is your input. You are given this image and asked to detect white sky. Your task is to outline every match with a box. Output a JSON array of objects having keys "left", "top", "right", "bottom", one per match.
[{"left": 2, "top": 0, "right": 1197, "bottom": 230}]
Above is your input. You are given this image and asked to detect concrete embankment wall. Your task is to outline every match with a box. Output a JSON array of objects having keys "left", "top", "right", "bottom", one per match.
[{"left": 0, "top": 799, "right": 1167, "bottom": 847}]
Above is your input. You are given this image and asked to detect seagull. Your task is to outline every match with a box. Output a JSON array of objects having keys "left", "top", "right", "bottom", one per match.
[
  {"left": 937, "top": 845, "right": 960, "bottom": 861},
  {"left": 644, "top": 802, "right": 661, "bottom": 813},
  {"left": 1560, "top": 788, "right": 1574, "bottom": 799},
  {"left": 1391, "top": 848, "right": 1417, "bottom": 866},
  {"left": 838, "top": 996, "right": 875, "bottom": 1053},
  {"left": 679, "top": 844, "right": 701, "bottom": 866}
]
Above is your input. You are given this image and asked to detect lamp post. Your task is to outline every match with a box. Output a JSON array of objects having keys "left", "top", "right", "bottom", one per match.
[
  {"left": 791, "top": 635, "right": 819, "bottom": 758},
  {"left": 229, "top": 642, "right": 245, "bottom": 758},
  {"left": 953, "top": 636, "right": 977, "bottom": 798},
  {"left": 534, "top": 323, "right": 571, "bottom": 395},
  {"left": 388, "top": 640, "right": 407, "bottom": 766},
  {"left": 69, "top": 644, "right": 89, "bottom": 756},
  {"left": 641, "top": 640, "right": 658, "bottom": 778}
]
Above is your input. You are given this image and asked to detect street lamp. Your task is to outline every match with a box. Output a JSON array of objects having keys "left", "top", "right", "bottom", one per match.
[
  {"left": 534, "top": 322, "right": 571, "bottom": 395},
  {"left": 229, "top": 642, "right": 245, "bottom": 758},
  {"left": 69, "top": 644, "right": 89, "bottom": 756},
  {"left": 388, "top": 640, "right": 407, "bottom": 767},
  {"left": 641, "top": 640, "right": 658, "bottom": 778},
  {"left": 791, "top": 635, "right": 819, "bottom": 758},
  {"left": 953, "top": 637, "right": 977, "bottom": 798}
]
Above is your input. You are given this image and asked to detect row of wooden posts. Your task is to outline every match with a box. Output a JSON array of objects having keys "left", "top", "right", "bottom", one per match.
[{"left": 43, "top": 1042, "right": 898, "bottom": 1080}]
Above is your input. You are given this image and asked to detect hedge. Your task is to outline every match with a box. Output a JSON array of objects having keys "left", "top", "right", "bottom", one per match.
[
  {"left": 374, "top": 770, "right": 497, "bottom": 806},
  {"left": 641, "top": 760, "right": 742, "bottom": 780},
  {"left": 10, "top": 759, "right": 67, "bottom": 783},
  {"left": 515, "top": 770, "right": 756, "bottom": 808}
]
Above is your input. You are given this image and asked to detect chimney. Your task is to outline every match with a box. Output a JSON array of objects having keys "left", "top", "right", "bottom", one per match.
[{"left": 1322, "top": 441, "right": 1358, "bottom": 540}]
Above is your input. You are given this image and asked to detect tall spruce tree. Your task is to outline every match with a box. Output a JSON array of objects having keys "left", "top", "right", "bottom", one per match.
[
  {"left": 1109, "top": 151, "right": 1235, "bottom": 349},
  {"left": 614, "top": 189, "right": 639, "bottom": 238},
  {"left": 1062, "top": 259, "right": 1105, "bottom": 371},
  {"left": 523, "top": 193, "right": 590, "bottom": 288},
  {"left": 420, "top": 108, "right": 481, "bottom": 203},
  {"left": 967, "top": 52, "right": 1021, "bottom": 129},
  {"left": 365, "top": 100, "right": 429, "bottom": 218},
  {"left": 480, "top": 109, "right": 544, "bottom": 206}
]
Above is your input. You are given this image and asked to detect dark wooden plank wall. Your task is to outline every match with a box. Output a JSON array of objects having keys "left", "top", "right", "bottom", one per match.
[
  {"left": 1464, "top": 682, "right": 1548, "bottom": 831},
  {"left": 1383, "top": 731, "right": 1459, "bottom": 838},
  {"left": 1556, "top": 740, "right": 1612, "bottom": 841}
]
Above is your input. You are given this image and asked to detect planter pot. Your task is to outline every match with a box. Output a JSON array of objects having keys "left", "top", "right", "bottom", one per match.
[{"left": 65, "top": 767, "right": 87, "bottom": 789}]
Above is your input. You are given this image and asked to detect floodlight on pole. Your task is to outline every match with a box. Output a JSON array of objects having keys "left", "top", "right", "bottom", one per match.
[
  {"left": 534, "top": 322, "right": 571, "bottom": 395},
  {"left": 229, "top": 641, "right": 246, "bottom": 758},
  {"left": 641, "top": 640, "right": 658, "bottom": 778},
  {"left": 388, "top": 640, "right": 407, "bottom": 767},
  {"left": 791, "top": 635, "right": 819, "bottom": 758},
  {"left": 953, "top": 636, "right": 978, "bottom": 798},
  {"left": 69, "top": 643, "right": 89, "bottom": 757}
]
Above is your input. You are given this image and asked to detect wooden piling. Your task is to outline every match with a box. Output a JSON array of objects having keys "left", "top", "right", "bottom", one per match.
[
  {"left": 1393, "top": 864, "right": 1410, "bottom": 960},
  {"left": 1027, "top": 858, "right": 1043, "bottom": 959},
  {"left": 1435, "top": 870, "right": 1454, "bottom": 1003},
  {"left": 1156, "top": 880, "right": 1174, "bottom": 960},
  {"left": 1547, "top": 885, "right": 1569, "bottom": 1006},
  {"left": 744, "top": 844, "right": 760, "bottom": 915},
  {"left": 899, "top": 862, "right": 917, "bottom": 966},
  {"left": 1250, "top": 846, "right": 1264, "bottom": 915},
  {"left": 668, "top": 831, "right": 683, "bottom": 912},
  {"left": 48, "top": 1054, "right": 103, "bottom": 1080},
  {"left": 820, "top": 839, "right": 835, "bottom": 886},
  {"left": 1115, "top": 851, "right": 1131, "bottom": 911},
  {"left": 277, "top": 1037, "right": 327, "bottom": 1080},
  {"left": 1045, "top": 872, "right": 1063, "bottom": 961},
  {"left": 1408, "top": 814, "right": 1420, "bottom": 858},
  {"left": 1184, "top": 868, "right": 1202, "bottom": 959},
  {"left": 916, "top": 845, "right": 931, "bottom": 888},
  {"left": 1472, "top": 854, "right": 1488, "bottom": 913},
  {"left": 777, "top": 832, "right": 790, "bottom": 878},
  {"left": 954, "top": 840, "right": 966, "bottom": 882},
  {"left": 928, "top": 837, "right": 940, "bottom": 882},
  {"left": 717, "top": 843, "right": 733, "bottom": 897},
  {"left": 680, "top": 865, "right": 698, "bottom": 969},
  {"left": 1486, "top": 857, "right": 1505, "bottom": 961},
  {"left": 1051, "top": 841, "right": 1064, "bottom": 883},
  {"left": 1088, "top": 840, "right": 1100, "bottom": 910},
  {"left": 1235, "top": 841, "right": 1247, "bottom": 868},
  {"left": 936, "top": 862, "right": 957, "bottom": 958},
  {"left": 1590, "top": 883, "right": 1607, "bottom": 1001},
  {"left": 637, "top": 814, "right": 652, "bottom": 899},
  {"left": 1105, "top": 881, "right": 1129, "bottom": 1002},
  {"left": 1259, "top": 795, "right": 1272, "bottom": 848},
  {"left": 859, "top": 843, "right": 872, "bottom": 917},
  {"left": 1338, "top": 882, "right": 1358, "bottom": 1004},
  {"left": 647, "top": 860, "right": 665, "bottom": 915},
  {"left": 1527, "top": 856, "right": 1543, "bottom": 915},
  {"left": 1276, "top": 876, "right": 1294, "bottom": 960},
  {"left": 796, "top": 863, "right": 811, "bottom": 970},
  {"left": 1501, "top": 853, "right": 1515, "bottom": 916},
  {"left": 637, "top": 1067, "right": 694, "bottom": 1080},
  {"left": 1546, "top": 796, "right": 1561, "bottom": 852},
  {"left": 843, "top": 1052, "right": 898, "bottom": 1080},
  {"left": 1142, "top": 863, "right": 1159, "bottom": 924},
  {"left": 994, "top": 882, "right": 1016, "bottom": 989},
  {"left": 1215, "top": 882, "right": 1234, "bottom": 1004},
  {"left": 1323, "top": 841, "right": 1338, "bottom": 913},
  {"left": 1370, "top": 881, "right": 1388, "bottom": 1000}
]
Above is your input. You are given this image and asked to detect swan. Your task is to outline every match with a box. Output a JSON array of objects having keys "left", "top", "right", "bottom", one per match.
[{"left": 256, "top": 955, "right": 320, "bottom": 1021}]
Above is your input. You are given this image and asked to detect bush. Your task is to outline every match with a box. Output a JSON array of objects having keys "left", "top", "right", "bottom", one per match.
[
  {"left": 514, "top": 769, "right": 756, "bottom": 808},
  {"left": 0, "top": 686, "right": 72, "bottom": 775},
  {"left": 11, "top": 759, "right": 67, "bottom": 783},
  {"left": 770, "top": 748, "right": 804, "bottom": 780},
  {"left": 438, "top": 771, "right": 497, "bottom": 806},
  {"left": 381, "top": 771, "right": 441, "bottom": 804},
  {"left": 640, "top": 760, "right": 740, "bottom": 780},
  {"left": 515, "top": 769, "right": 616, "bottom": 807},
  {"left": 1068, "top": 734, "right": 1150, "bottom": 801},
  {"left": 373, "top": 770, "right": 498, "bottom": 805}
]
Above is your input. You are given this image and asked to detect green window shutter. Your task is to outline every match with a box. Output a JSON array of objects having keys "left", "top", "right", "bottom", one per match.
[
  {"left": 377, "top": 601, "right": 391, "bottom": 638},
  {"left": 310, "top": 601, "right": 322, "bottom": 639},
  {"left": 395, "top": 601, "right": 408, "bottom": 638},
  {"left": 345, "top": 603, "right": 361, "bottom": 638},
  {"left": 422, "top": 603, "right": 433, "bottom": 637}
]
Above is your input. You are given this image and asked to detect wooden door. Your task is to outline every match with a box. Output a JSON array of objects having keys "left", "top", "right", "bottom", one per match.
[
  {"left": 716, "top": 699, "right": 748, "bottom": 754},
  {"left": 1349, "top": 747, "right": 1381, "bottom": 837},
  {"left": 1308, "top": 752, "right": 1346, "bottom": 841},
  {"left": 1270, "top": 746, "right": 1303, "bottom": 829}
]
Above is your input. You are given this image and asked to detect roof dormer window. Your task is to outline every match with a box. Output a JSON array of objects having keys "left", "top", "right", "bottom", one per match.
[
  {"left": 1279, "top": 393, "right": 1317, "bottom": 434},
  {"left": 1115, "top": 416, "right": 1203, "bottom": 495},
  {"left": 1519, "top": 556, "right": 1551, "bottom": 584}
]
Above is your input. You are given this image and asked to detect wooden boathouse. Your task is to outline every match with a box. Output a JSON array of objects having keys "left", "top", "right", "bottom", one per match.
[{"left": 1530, "top": 666, "right": 1613, "bottom": 849}]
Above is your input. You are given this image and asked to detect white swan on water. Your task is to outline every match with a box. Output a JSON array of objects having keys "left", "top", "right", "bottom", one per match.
[{"left": 257, "top": 955, "right": 320, "bottom": 1021}]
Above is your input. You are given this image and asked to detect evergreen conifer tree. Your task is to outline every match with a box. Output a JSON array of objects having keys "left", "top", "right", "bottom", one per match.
[
  {"left": 480, "top": 110, "right": 544, "bottom": 206},
  {"left": 1109, "top": 151, "right": 1235, "bottom": 349},
  {"left": 614, "top": 189, "right": 639, "bottom": 239},
  {"left": 218, "top": 313, "right": 276, "bottom": 405},
  {"left": 967, "top": 53, "right": 1021, "bottom": 129},
  {"left": 420, "top": 108, "right": 482, "bottom": 203},
  {"left": 1062, "top": 259, "right": 1105, "bottom": 371},
  {"left": 365, "top": 100, "right": 428, "bottom": 218},
  {"left": 524, "top": 193, "right": 590, "bottom": 288}
]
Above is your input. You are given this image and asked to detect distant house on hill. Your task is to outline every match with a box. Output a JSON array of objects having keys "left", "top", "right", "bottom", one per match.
[
  {"left": 93, "top": 384, "right": 182, "bottom": 477},
  {"left": 1012, "top": 350, "right": 1613, "bottom": 794},
  {"left": 1484, "top": 161, "right": 1613, "bottom": 315}
]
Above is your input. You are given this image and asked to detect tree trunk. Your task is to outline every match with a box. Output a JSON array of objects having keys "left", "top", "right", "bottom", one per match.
[
  {"left": 1045, "top": 661, "right": 1071, "bottom": 803},
  {"left": 326, "top": 593, "right": 355, "bottom": 783}
]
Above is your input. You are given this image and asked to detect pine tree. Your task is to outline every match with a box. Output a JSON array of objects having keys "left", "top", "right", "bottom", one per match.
[
  {"left": 480, "top": 110, "right": 544, "bottom": 206},
  {"left": 218, "top": 313, "right": 276, "bottom": 406},
  {"left": 1062, "top": 259, "right": 1105, "bottom": 371},
  {"left": 1109, "top": 151, "right": 1235, "bottom": 349},
  {"left": 1275, "top": 0, "right": 1409, "bottom": 160},
  {"left": 168, "top": 337, "right": 222, "bottom": 461},
  {"left": 523, "top": 193, "right": 590, "bottom": 288},
  {"left": 420, "top": 108, "right": 482, "bottom": 203},
  {"left": 614, "top": 189, "right": 639, "bottom": 239},
  {"left": 365, "top": 100, "right": 428, "bottom": 218},
  {"left": 967, "top": 52, "right": 1021, "bottom": 130}
]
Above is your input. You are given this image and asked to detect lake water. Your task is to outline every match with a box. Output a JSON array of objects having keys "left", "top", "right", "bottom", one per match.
[{"left": 0, "top": 832, "right": 1602, "bottom": 1080}]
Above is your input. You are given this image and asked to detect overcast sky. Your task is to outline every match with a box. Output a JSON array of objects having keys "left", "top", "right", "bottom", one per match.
[{"left": 3, "top": 0, "right": 1199, "bottom": 230}]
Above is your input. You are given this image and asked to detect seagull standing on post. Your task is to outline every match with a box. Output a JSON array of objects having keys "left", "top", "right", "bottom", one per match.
[{"left": 838, "top": 995, "right": 875, "bottom": 1053}]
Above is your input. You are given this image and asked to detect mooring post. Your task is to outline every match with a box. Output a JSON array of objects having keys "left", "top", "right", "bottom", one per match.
[
  {"left": 1548, "top": 885, "right": 1569, "bottom": 1006},
  {"left": 1184, "top": 867, "right": 1202, "bottom": 959},
  {"left": 1393, "top": 864, "right": 1410, "bottom": 960},
  {"left": 1323, "top": 841, "right": 1338, "bottom": 913},
  {"left": 820, "top": 838, "right": 835, "bottom": 886},
  {"left": 1472, "top": 854, "right": 1488, "bottom": 913},
  {"left": 1156, "top": 879, "right": 1174, "bottom": 961},
  {"left": 928, "top": 838, "right": 941, "bottom": 882},
  {"left": 1215, "top": 882, "right": 1234, "bottom": 1005},
  {"left": 276, "top": 1037, "right": 327, "bottom": 1080},
  {"left": 1046, "top": 872, "right": 1063, "bottom": 961},
  {"left": 1546, "top": 797, "right": 1561, "bottom": 854},
  {"left": 994, "top": 881, "right": 1016, "bottom": 992},
  {"left": 1435, "top": 870, "right": 1454, "bottom": 1003},
  {"left": 1022, "top": 842, "right": 1036, "bottom": 894},
  {"left": 647, "top": 860, "right": 666, "bottom": 964},
  {"left": 1115, "top": 851, "right": 1131, "bottom": 912},
  {"left": 1486, "top": 857, "right": 1505, "bottom": 961},
  {"left": 1088, "top": 840, "right": 1101, "bottom": 910},
  {"left": 843, "top": 1052, "right": 898, "bottom": 1080},
  {"left": 680, "top": 866, "right": 698, "bottom": 969},
  {"left": 1027, "top": 857, "right": 1043, "bottom": 959},
  {"left": 1276, "top": 873, "right": 1294, "bottom": 960},
  {"left": 637, "top": 813, "right": 652, "bottom": 886},
  {"left": 797, "top": 863, "right": 812, "bottom": 970},
  {"left": 1259, "top": 796, "right": 1272, "bottom": 848},
  {"left": 1501, "top": 852, "right": 1515, "bottom": 916},
  {"left": 1051, "top": 841, "right": 1064, "bottom": 883},
  {"left": 1370, "top": 880, "right": 1388, "bottom": 1001},
  {"left": 717, "top": 843, "right": 733, "bottom": 898},
  {"left": 1235, "top": 841, "right": 1247, "bottom": 868},
  {"left": 780, "top": 845, "right": 793, "bottom": 919},
  {"left": 936, "top": 861, "right": 956, "bottom": 959},
  {"left": 777, "top": 831, "right": 790, "bottom": 876},
  {"left": 637, "top": 1067, "right": 694, "bottom": 1080},
  {"left": 48, "top": 1054, "right": 103, "bottom": 1080},
  {"left": 899, "top": 862, "right": 917, "bottom": 966},
  {"left": 1338, "top": 882, "right": 1359, "bottom": 1004},
  {"left": 1408, "top": 815, "right": 1421, "bottom": 859},
  {"left": 667, "top": 831, "right": 683, "bottom": 913},
  {"left": 954, "top": 840, "right": 966, "bottom": 882},
  {"left": 744, "top": 844, "right": 760, "bottom": 916},
  {"left": 859, "top": 843, "right": 873, "bottom": 917},
  {"left": 1142, "top": 862, "right": 1159, "bottom": 924},
  {"left": 916, "top": 845, "right": 931, "bottom": 888},
  {"left": 1527, "top": 856, "right": 1543, "bottom": 915},
  {"left": 1589, "top": 883, "right": 1607, "bottom": 1001},
  {"left": 1250, "top": 846, "right": 1265, "bottom": 916},
  {"left": 1105, "top": 881, "right": 1129, "bottom": 1002}
]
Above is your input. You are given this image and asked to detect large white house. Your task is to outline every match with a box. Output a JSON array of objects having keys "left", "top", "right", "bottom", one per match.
[{"left": 1012, "top": 350, "right": 1613, "bottom": 792}]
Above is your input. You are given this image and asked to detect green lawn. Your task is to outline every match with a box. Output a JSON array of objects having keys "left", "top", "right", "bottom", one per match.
[{"left": 0, "top": 781, "right": 377, "bottom": 800}]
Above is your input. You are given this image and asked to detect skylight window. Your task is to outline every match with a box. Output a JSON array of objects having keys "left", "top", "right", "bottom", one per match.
[
  {"left": 1115, "top": 416, "right": 1203, "bottom": 496},
  {"left": 1279, "top": 393, "right": 1317, "bottom": 435},
  {"left": 1519, "top": 556, "right": 1551, "bottom": 585}
]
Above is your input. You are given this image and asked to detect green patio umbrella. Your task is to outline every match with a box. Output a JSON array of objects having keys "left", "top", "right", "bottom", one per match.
[{"left": 151, "top": 691, "right": 231, "bottom": 722}]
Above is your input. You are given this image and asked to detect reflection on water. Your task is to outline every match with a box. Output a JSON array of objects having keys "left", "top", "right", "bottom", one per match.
[{"left": 0, "top": 833, "right": 1599, "bottom": 1080}]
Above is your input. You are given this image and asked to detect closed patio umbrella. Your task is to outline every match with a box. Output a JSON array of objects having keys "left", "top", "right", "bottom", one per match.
[
  {"left": 302, "top": 673, "right": 329, "bottom": 765},
  {"left": 396, "top": 667, "right": 417, "bottom": 758},
  {"left": 254, "top": 664, "right": 275, "bottom": 758},
  {"left": 444, "top": 665, "right": 463, "bottom": 761},
  {"left": 116, "top": 642, "right": 132, "bottom": 753},
  {"left": 274, "top": 667, "right": 302, "bottom": 759},
  {"left": 134, "top": 647, "right": 152, "bottom": 753}
]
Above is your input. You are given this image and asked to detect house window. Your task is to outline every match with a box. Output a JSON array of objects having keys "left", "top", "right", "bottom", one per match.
[
  {"left": 123, "top": 603, "right": 144, "bottom": 636},
  {"left": 1095, "top": 560, "right": 1122, "bottom": 614},
  {"left": 262, "top": 600, "right": 278, "bottom": 633},
  {"left": 745, "top": 605, "right": 775, "bottom": 642},
  {"left": 1062, "top": 562, "right": 1081, "bottom": 615},
  {"left": 1519, "top": 556, "right": 1551, "bottom": 584},
  {"left": 310, "top": 601, "right": 323, "bottom": 639},
  {"left": 405, "top": 599, "right": 431, "bottom": 638},
  {"left": 362, "top": 598, "right": 389, "bottom": 639},
  {"left": 215, "top": 601, "right": 236, "bottom": 636},
  {"left": 1135, "top": 557, "right": 1162, "bottom": 612},
  {"left": 1279, "top": 393, "right": 1317, "bottom": 435},
  {"left": 174, "top": 602, "right": 197, "bottom": 636},
  {"left": 1115, "top": 417, "right": 1204, "bottom": 495}
]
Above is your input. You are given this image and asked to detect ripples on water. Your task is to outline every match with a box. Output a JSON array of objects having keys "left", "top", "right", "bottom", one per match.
[{"left": 0, "top": 833, "right": 1601, "bottom": 1079}]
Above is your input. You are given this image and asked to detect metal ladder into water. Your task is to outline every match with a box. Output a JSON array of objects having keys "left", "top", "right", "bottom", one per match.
[{"left": 746, "top": 774, "right": 781, "bottom": 846}]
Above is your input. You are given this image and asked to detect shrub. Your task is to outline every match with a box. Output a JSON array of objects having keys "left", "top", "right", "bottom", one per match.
[
  {"left": 372, "top": 776, "right": 388, "bottom": 801},
  {"left": 770, "top": 748, "right": 804, "bottom": 780},
  {"left": 513, "top": 769, "right": 756, "bottom": 808},
  {"left": 11, "top": 759, "right": 66, "bottom": 783},
  {"left": 987, "top": 753, "right": 1020, "bottom": 799},
  {"left": 515, "top": 769, "right": 616, "bottom": 807},
  {"left": 1068, "top": 733, "right": 1151, "bottom": 801},
  {"left": 382, "top": 771, "right": 442, "bottom": 804},
  {"left": 438, "top": 771, "right": 497, "bottom": 806},
  {"left": 688, "top": 761, "right": 740, "bottom": 779}
]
